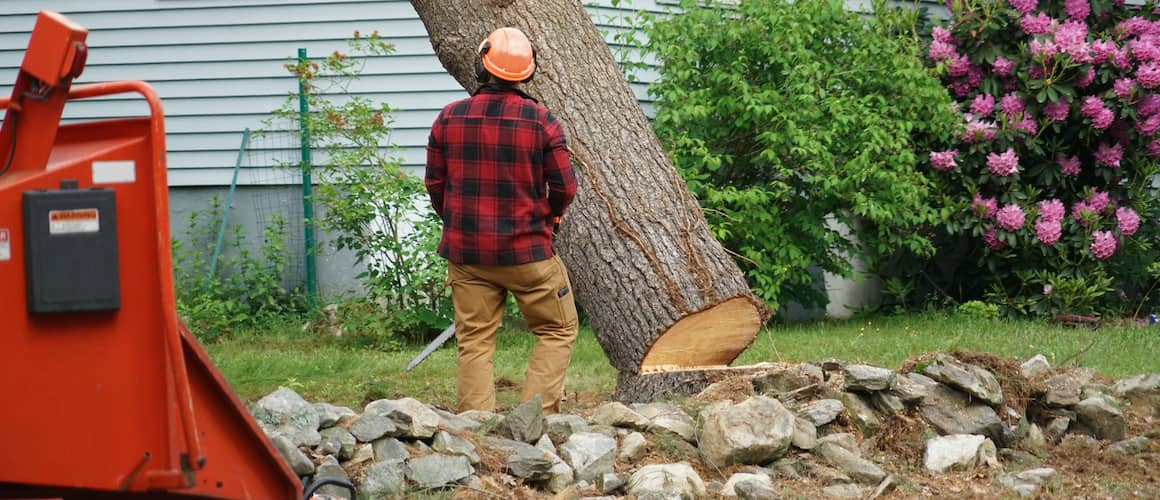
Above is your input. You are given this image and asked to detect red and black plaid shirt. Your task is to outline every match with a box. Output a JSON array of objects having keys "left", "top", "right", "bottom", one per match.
[{"left": 425, "top": 84, "right": 577, "bottom": 265}]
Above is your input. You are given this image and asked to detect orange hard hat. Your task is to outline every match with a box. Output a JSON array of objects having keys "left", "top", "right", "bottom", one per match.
[{"left": 476, "top": 27, "right": 536, "bottom": 82}]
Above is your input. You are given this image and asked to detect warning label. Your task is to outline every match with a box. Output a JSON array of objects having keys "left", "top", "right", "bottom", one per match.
[
  {"left": 0, "top": 229, "right": 9, "bottom": 261},
  {"left": 49, "top": 209, "right": 100, "bottom": 235}
]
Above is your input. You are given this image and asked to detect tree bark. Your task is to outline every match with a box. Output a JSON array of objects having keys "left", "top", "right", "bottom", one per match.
[{"left": 411, "top": 0, "right": 769, "bottom": 402}]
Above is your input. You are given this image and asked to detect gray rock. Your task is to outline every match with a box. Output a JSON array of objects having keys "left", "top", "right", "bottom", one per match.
[
  {"left": 432, "top": 431, "right": 480, "bottom": 464},
  {"left": 722, "top": 472, "right": 774, "bottom": 498},
  {"left": 822, "top": 484, "right": 864, "bottom": 498},
  {"left": 535, "top": 434, "right": 558, "bottom": 456},
  {"left": 599, "top": 472, "right": 625, "bottom": 494},
  {"left": 590, "top": 402, "right": 649, "bottom": 429},
  {"left": 1023, "top": 423, "right": 1047, "bottom": 450},
  {"left": 920, "top": 384, "right": 1003, "bottom": 442},
  {"left": 627, "top": 462, "right": 707, "bottom": 499},
  {"left": 586, "top": 424, "right": 621, "bottom": 439},
  {"left": 891, "top": 372, "right": 939, "bottom": 404},
  {"left": 431, "top": 406, "right": 482, "bottom": 433},
  {"left": 1113, "top": 373, "right": 1160, "bottom": 398},
  {"left": 618, "top": 432, "right": 647, "bottom": 463},
  {"left": 808, "top": 461, "right": 855, "bottom": 486},
  {"left": 797, "top": 399, "right": 846, "bottom": 427},
  {"left": 489, "top": 437, "right": 554, "bottom": 481},
  {"left": 1081, "top": 383, "right": 1114, "bottom": 401},
  {"left": 996, "top": 467, "right": 1056, "bottom": 497},
  {"left": 406, "top": 454, "right": 474, "bottom": 488},
  {"left": 814, "top": 442, "right": 887, "bottom": 485},
  {"left": 870, "top": 474, "right": 898, "bottom": 499},
  {"left": 349, "top": 412, "right": 398, "bottom": 442},
  {"left": 312, "top": 402, "right": 357, "bottom": 429},
  {"left": 818, "top": 433, "right": 860, "bottom": 455},
  {"left": 496, "top": 395, "right": 545, "bottom": 443},
  {"left": 252, "top": 387, "right": 321, "bottom": 447},
  {"left": 364, "top": 397, "right": 440, "bottom": 439},
  {"left": 323, "top": 428, "right": 356, "bottom": 461},
  {"left": 923, "top": 434, "right": 998, "bottom": 473},
  {"left": 315, "top": 430, "right": 342, "bottom": 457},
  {"left": 1043, "top": 417, "right": 1071, "bottom": 444},
  {"left": 271, "top": 434, "right": 314, "bottom": 476},
  {"left": 699, "top": 396, "right": 796, "bottom": 467},
  {"left": 630, "top": 402, "right": 697, "bottom": 442},
  {"left": 1075, "top": 396, "right": 1126, "bottom": 441},
  {"left": 792, "top": 417, "right": 818, "bottom": 450},
  {"left": 458, "top": 409, "right": 503, "bottom": 427},
  {"left": 735, "top": 478, "right": 779, "bottom": 500},
  {"left": 922, "top": 355, "right": 1003, "bottom": 406},
  {"left": 547, "top": 459, "right": 575, "bottom": 493},
  {"left": 753, "top": 365, "right": 822, "bottom": 395},
  {"left": 838, "top": 392, "right": 881, "bottom": 437},
  {"left": 843, "top": 364, "right": 896, "bottom": 392},
  {"left": 1043, "top": 369, "right": 1095, "bottom": 408},
  {"left": 1109, "top": 436, "right": 1149, "bottom": 455},
  {"left": 545, "top": 413, "right": 589, "bottom": 439},
  {"left": 999, "top": 448, "right": 1040, "bottom": 465},
  {"left": 870, "top": 391, "right": 906, "bottom": 415},
  {"left": 770, "top": 457, "right": 804, "bottom": 479},
  {"left": 371, "top": 437, "right": 410, "bottom": 462},
  {"left": 312, "top": 456, "right": 352, "bottom": 499},
  {"left": 412, "top": 439, "right": 432, "bottom": 454},
  {"left": 559, "top": 431, "right": 618, "bottom": 482},
  {"left": 1020, "top": 355, "right": 1052, "bottom": 379},
  {"left": 359, "top": 459, "right": 406, "bottom": 498}
]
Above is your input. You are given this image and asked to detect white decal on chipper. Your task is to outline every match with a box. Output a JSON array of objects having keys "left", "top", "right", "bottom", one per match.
[
  {"left": 0, "top": 229, "right": 9, "bottom": 261},
  {"left": 49, "top": 209, "right": 100, "bottom": 235},
  {"left": 92, "top": 160, "right": 136, "bottom": 184}
]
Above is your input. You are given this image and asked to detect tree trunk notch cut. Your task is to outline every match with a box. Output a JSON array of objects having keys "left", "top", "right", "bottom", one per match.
[{"left": 410, "top": 0, "right": 769, "bottom": 402}]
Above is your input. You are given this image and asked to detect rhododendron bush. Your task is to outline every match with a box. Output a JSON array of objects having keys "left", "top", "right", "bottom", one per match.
[{"left": 929, "top": 0, "right": 1160, "bottom": 316}]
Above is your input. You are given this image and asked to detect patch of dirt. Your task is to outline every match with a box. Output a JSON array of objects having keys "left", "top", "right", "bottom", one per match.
[
  {"left": 495, "top": 376, "right": 520, "bottom": 390},
  {"left": 873, "top": 410, "right": 929, "bottom": 468},
  {"left": 692, "top": 375, "right": 754, "bottom": 403},
  {"left": 1042, "top": 434, "right": 1160, "bottom": 498}
]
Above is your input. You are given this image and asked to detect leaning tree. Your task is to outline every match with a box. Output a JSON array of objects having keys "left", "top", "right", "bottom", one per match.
[{"left": 410, "top": 0, "right": 770, "bottom": 402}]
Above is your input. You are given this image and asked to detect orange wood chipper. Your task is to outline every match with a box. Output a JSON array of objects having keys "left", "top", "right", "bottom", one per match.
[{"left": 0, "top": 12, "right": 348, "bottom": 500}]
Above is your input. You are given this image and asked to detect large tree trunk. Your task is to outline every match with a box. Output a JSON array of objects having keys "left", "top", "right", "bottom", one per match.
[{"left": 410, "top": 0, "right": 769, "bottom": 402}]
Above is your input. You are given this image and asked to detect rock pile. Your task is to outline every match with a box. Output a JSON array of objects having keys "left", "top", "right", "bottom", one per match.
[{"left": 252, "top": 353, "right": 1159, "bottom": 498}]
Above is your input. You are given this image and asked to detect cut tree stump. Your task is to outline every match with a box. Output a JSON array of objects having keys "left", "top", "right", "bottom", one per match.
[{"left": 411, "top": 0, "right": 770, "bottom": 402}]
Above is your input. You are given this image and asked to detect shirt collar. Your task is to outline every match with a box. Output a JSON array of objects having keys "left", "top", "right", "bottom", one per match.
[{"left": 473, "top": 83, "right": 539, "bottom": 103}]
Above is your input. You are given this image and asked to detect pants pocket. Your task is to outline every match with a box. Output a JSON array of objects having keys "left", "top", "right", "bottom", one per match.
[{"left": 552, "top": 256, "right": 579, "bottom": 329}]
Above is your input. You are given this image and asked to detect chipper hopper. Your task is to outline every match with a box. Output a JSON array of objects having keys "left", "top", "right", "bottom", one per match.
[{"left": 0, "top": 11, "right": 344, "bottom": 500}]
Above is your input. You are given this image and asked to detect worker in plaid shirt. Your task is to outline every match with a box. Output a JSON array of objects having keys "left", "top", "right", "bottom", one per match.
[{"left": 425, "top": 27, "right": 579, "bottom": 414}]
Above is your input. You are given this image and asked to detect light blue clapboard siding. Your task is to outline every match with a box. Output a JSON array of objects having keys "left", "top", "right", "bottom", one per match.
[{"left": 0, "top": 0, "right": 943, "bottom": 186}]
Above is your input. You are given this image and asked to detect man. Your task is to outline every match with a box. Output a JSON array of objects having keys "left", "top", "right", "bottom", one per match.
[{"left": 425, "top": 27, "right": 579, "bottom": 414}]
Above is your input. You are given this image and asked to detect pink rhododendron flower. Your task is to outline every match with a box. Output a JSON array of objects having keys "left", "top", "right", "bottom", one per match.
[
  {"left": 1030, "top": 38, "right": 1059, "bottom": 59},
  {"left": 1090, "top": 230, "right": 1118, "bottom": 260},
  {"left": 1137, "top": 63, "right": 1160, "bottom": 88},
  {"left": 964, "top": 119, "right": 998, "bottom": 142},
  {"left": 1113, "top": 47, "right": 1134, "bottom": 69},
  {"left": 1149, "top": 140, "right": 1160, "bottom": 156},
  {"left": 1135, "top": 113, "right": 1160, "bottom": 135},
  {"left": 970, "top": 93, "right": 995, "bottom": 116},
  {"left": 984, "top": 227, "right": 1007, "bottom": 250},
  {"left": 1092, "top": 108, "right": 1115, "bottom": 129},
  {"left": 1010, "top": 0, "right": 1037, "bottom": 14},
  {"left": 1091, "top": 39, "right": 1117, "bottom": 62},
  {"left": 996, "top": 204, "right": 1027, "bottom": 231},
  {"left": 1118, "top": 17, "right": 1153, "bottom": 38},
  {"left": 1115, "top": 77, "right": 1135, "bottom": 98},
  {"left": 1139, "top": 94, "right": 1160, "bottom": 116},
  {"left": 1064, "top": 0, "right": 1090, "bottom": 19},
  {"left": 930, "top": 150, "right": 959, "bottom": 171},
  {"left": 951, "top": 80, "right": 974, "bottom": 97},
  {"left": 1044, "top": 284, "right": 1054, "bottom": 295},
  {"left": 1039, "top": 199, "right": 1065, "bottom": 222},
  {"left": 1058, "top": 155, "right": 1082, "bottom": 176},
  {"left": 1000, "top": 92, "right": 1026, "bottom": 116},
  {"left": 1015, "top": 116, "right": 1039, "bottom": 134},
  {"left": 1035, "top": 219, "right": 1062, "bottom": 245},
  {"left": 1130, "top": 38, "right": 1160, "bottom": 62},
  {"left": 1081, "top": 95, "right": 1106, "bottom": 117},
  {"left": 987, "top": 148, "right": 1020, "bottom": 176},
  {"left": 973, "top": 193, "right": 998, "bottom": 219},
  {"left": 1116, "top": 207, "right": 1141, "bottom": 235},
  {"left": 1022, "top": 13, "right": 1057, "bottom": 36},
  {"left": 932, "top": 26, "right": 955, "bottom": 44},
  {"left": 1056, "top": 21, "right": 1090, "bottom": 60},
  {"left": 928, "top": 40, "right": 958, "bottom": 62},
  {"left": 992, "top": 57, "right": 1016, "bottom": 76},
  {"left": 1073, "top": 201, "right": 1096, "bottom": 225},
  {"left": 1078, "top": 67, "right": 1096, "bottom": 87},
  {"left": 1044, "top": 99, "right": 1070, "bottom": 121},
  {"left": 948, "top": 54, "right": 971, "bottom": 77},
  {"left": 1087, "top": 190, "right": 1111, "bottom": 213},
  {"left": 1094, "top": 142, "right": 1124, "bottom": 167}
]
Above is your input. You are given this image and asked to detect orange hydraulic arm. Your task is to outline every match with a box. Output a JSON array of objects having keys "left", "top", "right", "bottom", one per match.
[{"left": 0, "top": 12, "right": 305, "bottom": 499}]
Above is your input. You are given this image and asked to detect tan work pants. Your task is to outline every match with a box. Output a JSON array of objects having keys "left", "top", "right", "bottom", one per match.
[{"left": 449, "top": 255, "right": 579, "bottom": 414}]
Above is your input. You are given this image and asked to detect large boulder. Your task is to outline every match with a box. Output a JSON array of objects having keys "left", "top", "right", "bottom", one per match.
[
  {"left": 364, "top": 397, "right": 441, "bottom": 439},
  {"left": 843, "top": 364, "right": 896, "bottom": 392},
  {"left": 699, "top": 396, "right": 796, "bottom": 467},
  {"left": 405, "top": 454, "right": 474, "bottom": 488},
  {"left": 1074, "top": 396, "right": 1126, "bottom": 442},
  {"left": 252, "top": 387, "right": 321, "bottom": 447},
  {"left": 559, "top": 431, "right": 618, "bottom": 483},
  {"left": 923, "top": 434, "right": 998, "bottom": 474},
  {"left": 922, "top": 355, "right": 1003, "bottom": 406},
  {"left": 627, "top": 462, "right": 707, "bottom": 500},
  {"left": 920, "top": 384, "right": 1004, "bottom": 443}
]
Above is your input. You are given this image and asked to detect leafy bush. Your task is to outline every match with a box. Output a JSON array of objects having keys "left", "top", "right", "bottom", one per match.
[
  {"left": 273, "top": 33, "right": 450, "bottom": 342},
  {"left": 926, "top": 0, "right": 1160, "bottom": 317},
  {"left": 172, "top": 196, "right": 306, "bottom": 340},
  {"left": 636, "top": 0, "right": 960, "bottom": 309}
]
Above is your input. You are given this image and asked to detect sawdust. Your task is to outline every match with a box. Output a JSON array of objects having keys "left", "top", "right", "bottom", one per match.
[{"left": 692, "top": 375, "right": 753, "bottom": 403}]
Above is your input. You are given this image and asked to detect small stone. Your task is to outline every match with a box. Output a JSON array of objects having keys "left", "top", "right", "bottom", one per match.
[
  {"left": 891, "top": 373, "right": 939, "bottom": 403},
  {"left": 316, "top": 431, "right": 342, "bottom": 457},
  {"left": 870, "top": 392, "right": 906, "bottom": 415},
  {"left": 1109, "top": 436, "right": 1149, "bottom": 455},
  {"left": 698, "top": 396, "right": 796, "bottom": 467},
  {"left": 722, "top": 472, "right": 774, "bottom": 498},
  {"left": 1112, "top": 373, "right": 1160, "bottom": 398},
  {"left": 735, "top": 478, "right": 779, "bottom": 500},
  {"left": 753, "top": 365, "right": 822, "bottom": 395},
  {"left": 1075, "top": 396, "right": 1126, "bottom": 442},
  {"left": 547, "top": 460, "right": 575, "bottom": 494},
  {"left": 999, "top": 448, "right": 1040, "bottom": 465},
  {"left": 252, "top": 387, "right": 321, "bottom": 447},
  {"left": 496, "top": 396, "right": 545, "bottom": 443},
  {"left": 922, "top": 355, "right": 1003, "bottom": 406},
  {"left": 797, "top": 399, "right": 846, "bottom": 427},
  {"left": 598, "top": 472, "right": 625, "bottom": 494},
  {"left": 271, "top": 434, "right": 314, "bottom": 475},
  {"left": 312, "top": 456, "right": 352, "bottom": 499},
  {"left": 630, "top": 402, "right": 697, "bottom": 442},
  {"left": 920, "top": 384, "right": 1003, "bottom": 443},
  {"left": 545, "top": 413, "right": 589, "bottom": 439},
  {"left": 364, "top": 397, "right": 441, "bottom": 439},
  {"left": 432, "top": 431, "right": 480, "bottom": 464},
  {"left": 458, "top": 409, "right": 503, "bottom": 428},
  {"left": 349, "top": 443, "right": 374, "bottom": 465},
  {"left": 924, "top": 434, "right": 998, "bottom": 474},
  {"left": 617, "top": 432, "right": 647, "bottom": 463},
  {"left": 818, "top": 433, "right": 860, "bottom": 455},
  {"left": 431, "top": 406, "right": 482, "bottom": 433},
  {"left": 869, "top": 474, "right": 897, "bottom": 499},
  {"left": 1023, "top": 424, "right": 1047, "bottom": 450},
  {"left": 535, "top": 434, "right": 557, "bottom": 456},
  {"left": 771, "top": 457, "right": 804, "bottom": 479},
  {"left": 1043, "top": 369, "right": 1095, "bottom": 408},
  {"left": 626, "top": 462, "right": 707, "bottom": 499},
  {"left": 814, "top": 442, "right": 887, "bottom": 485},
  {"left": 559, "top": 432, "right": 618, "bottom": 482},
  {"left": 313, "top": 402, "right": 357, "bottom": 429},
  {"left": 1020, "top": 355, "right": 1052, "bottom": 379},
  {"left": 838, "top": 392, "right": 881, "bottom": 437},
  {"left": 406, "top": 454, "right": 474, "bottom": 488},
  {"left": 319, "top": 427, "right": 355, "bottom": 460},
  {"left": 590, "top": 402, "right": 649, "bottom": 429},
  {"left": 349, "top": 413, "right": 398, "bottom": 442},
  {"left": 822, "top": 484, "right": 864, "bottom": 498},
  {"left": 792, "top": 417, "right": 818, "bottom": 450},
  {"left": 1081, "top": 383, "right": 1114, "bottom": 401},
  {"left": 1043, "top": 417, "right": 1071, "bottom": 444},
  {"left": 843, "top": 364, "right": 896, "bottom": 392},
  {"left": 996, "top": 467, "right": 1056, "bottom": 497},
  {"left": 359, "top": 460, "right": 406, "bottom": 498}
]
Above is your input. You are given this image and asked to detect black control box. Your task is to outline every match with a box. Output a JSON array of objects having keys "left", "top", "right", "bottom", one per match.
[{"left": 22, "top": 187, "right": 120, "bottom": 313}]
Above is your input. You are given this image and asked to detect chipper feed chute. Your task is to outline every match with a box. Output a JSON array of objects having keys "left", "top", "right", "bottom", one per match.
[{"left": 0, "top": 11, "right": 308, "bottom": 499}]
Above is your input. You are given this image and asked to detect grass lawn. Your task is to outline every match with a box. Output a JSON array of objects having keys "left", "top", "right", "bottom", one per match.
[{"left": 205, "top": 311, "right": 1159, "bottom": 410}]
